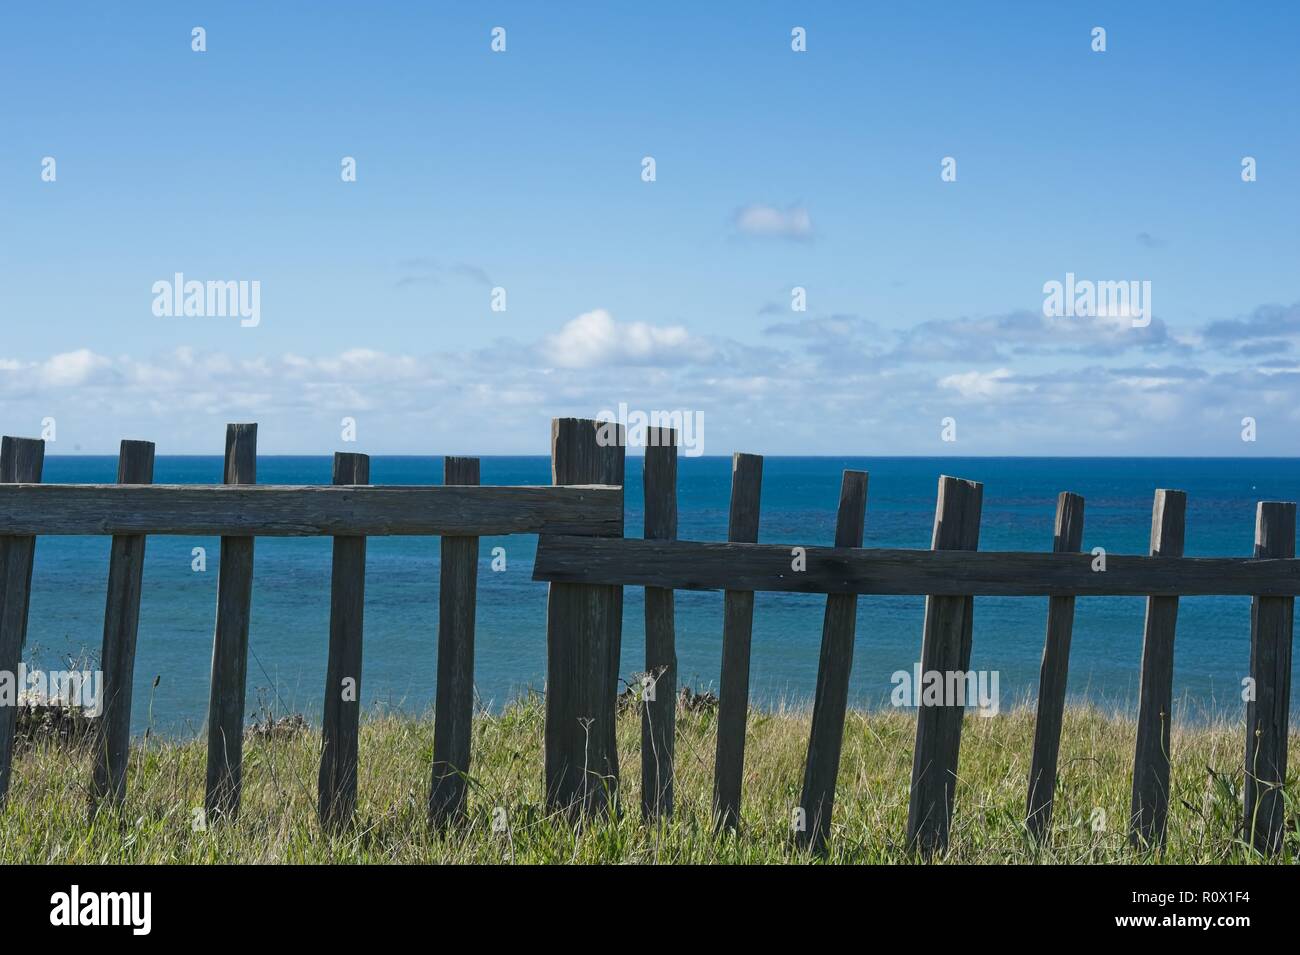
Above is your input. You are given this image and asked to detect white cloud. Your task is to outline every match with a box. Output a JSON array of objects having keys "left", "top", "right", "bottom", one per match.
[
  {"left": 938, "top": 368, "right": 1026, "bottom": 399},
  {"left": 733, "top": 204, "right": 813, "bottom": 240},
  {"left": 540, "top": 309, "right": 700, "bottom": 368},
  {"left": 40, "top": 349, "right": 111, "bottom": 387}
]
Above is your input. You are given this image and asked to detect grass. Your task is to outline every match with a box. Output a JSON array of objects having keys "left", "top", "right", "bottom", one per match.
[{"left": 1, "top": 696, "right": 1295, "bottom": 863}]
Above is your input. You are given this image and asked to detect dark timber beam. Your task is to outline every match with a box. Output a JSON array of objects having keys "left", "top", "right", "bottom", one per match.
[
  {"left": 532, "top": 536, "right": 1300, "bottom": 597},
  {"left": 0, "top": 484, "right": 622, "bottom": 537}
]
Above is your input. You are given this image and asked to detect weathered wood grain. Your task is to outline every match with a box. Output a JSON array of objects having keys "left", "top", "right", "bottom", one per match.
[
  {"left": 1025, "top": 491, "right": 1085, "bottom": 842},
  {"left": 429, "top": 456, "right": 481, "bottom": 827},
  {"left": 641, "top": 428, "right": 678, "bottom": 822},
  {"left": 1243, "top": 501, "right": 1295, "bottom": 855},
  {"left": 319, "top": 452, "right": 369, "bottom": 832},
  {"left": 205, "top": 424, "right": 257, "bottom": 821},
  {"left": 544, "top": 418, "right": 625, "bottom": 817},
  {"left": 907, "top": 475, "right": 983, "bottom": 856},
  {"left": 0, "top": 436, "right": 44, "bottom": 805},
  {"left": 0, "top": 484, "right": 621, "bottom": 537},
  {"left": 798, "top": 470, "right": 868, "bottom": 853},
  {"left": 713, "top": 452, "right": 763, "bottom": 832},
  {"left": 532, "top": 536, "right": 1300, "bottom": 596},
  {"left": 91, "top": 439, "right": 156, "bottom": 809},
  {"left": 1129, "top": 488, "right": 1186, "bottom": 850}
]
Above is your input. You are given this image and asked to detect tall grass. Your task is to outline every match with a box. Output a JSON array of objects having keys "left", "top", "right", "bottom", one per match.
[{"left": 0, "top": 698, "right": 1294, "bottom": 863}]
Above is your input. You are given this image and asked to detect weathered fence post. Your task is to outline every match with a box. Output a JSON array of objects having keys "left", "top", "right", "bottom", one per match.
[
  {"left": 906, "top": 475, "right": 983, "bottom": 856},
  {"left": 204, "top": 423, "right": 257, "bottom": 821},
  {"left": 798, "top": 469, "right": 868, "bottom": 854},
  {"left": 319, "top": 451, "right": 369, "bottom": 831},
  {"left": 430, "top": 456, "right": 481, "bottom": 826},
  {"left": 92, "top": 439, "right": 156, "bottom": 808},
  {"left": 544, "top": 418, "right": 624, "bottom": 816},
  {"left": 1243, "top": 500, "right": 1295, "bottom": 855},
  {"left": 713, "top": 452, "right": 763, "bottom": 832},
  {"left": 641, "top": 427, "right": 677, "bottom": 821},
  {"left": 1129, "top": 488, "right": 1186, "bottom": 850},
  {"left": 1025, "top": 491, "right": 1085, "bottom": 842},
  {"left": 0, "top": 436, "right": 44, "bottom": 805}
]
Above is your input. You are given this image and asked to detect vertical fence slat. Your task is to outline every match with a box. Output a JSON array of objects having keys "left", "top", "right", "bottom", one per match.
[
  {"left": 1025, "top": 491, "right": 1085, "bottom": 841},
  {"left": 92, "top": 439, "right": 156, "bottom": 808},
  {"left": 1129, "top": 487, "right": 1186, "bottom": 849},
  {"left": 0, "top": 436, "right": 45, "bottom": 805},
  {"left": 641, "top": 428, "right": 678, "bottom": 821},
  {"left": 906, "top": 474, "right": 983, "bottom": 856},
  {"left": 204, "top": 423, "right": 258, "bottom": 821},
  {"left": 429, "top": 455, "right": 481, "bottom": 826},
  {"left": 544, "top": 418, "right": 625, "bottom": 816},
  {"left": 798, "top": 469, "right": 869, "bottom": 854},
  {"left": 713, "top": 452, "right": 763, "bottom": 832},
  {"left": 1244, "top": 500, "right": 1295, "bottom": 855},
  {"left": 318, "top": 451, "right": 369, "bottom": 831}
]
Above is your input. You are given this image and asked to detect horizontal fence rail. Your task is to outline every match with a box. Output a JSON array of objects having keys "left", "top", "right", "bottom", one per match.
[
  {"left": 0, "top": 484, "right": 621, "bottom": 537},
  {"left": 531, "top": 536, "right": 1300, "bottom": 596}
]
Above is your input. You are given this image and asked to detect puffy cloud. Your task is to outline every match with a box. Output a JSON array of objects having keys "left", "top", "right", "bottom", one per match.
[
  {"left": 40, "top": 349, "right": 113, "bottom": 387},
  {"left": 540, "top": 309, "right": 702, "bottom": 368},
  {"left": 938, "top": 367, "right": 1026, "bottom": 399}
]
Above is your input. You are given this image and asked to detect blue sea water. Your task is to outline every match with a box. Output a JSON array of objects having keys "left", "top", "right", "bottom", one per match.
[{"left": 21, "top": 456, "right": 1300, "bottom": 736}]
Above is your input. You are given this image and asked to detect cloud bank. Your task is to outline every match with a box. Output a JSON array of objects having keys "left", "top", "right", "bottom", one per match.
[{"left": 2, "top": 304, "right": 1298, "bottom": 456}]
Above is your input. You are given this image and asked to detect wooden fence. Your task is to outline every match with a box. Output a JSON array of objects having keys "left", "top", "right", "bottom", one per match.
[{"left": 0, "top": 419, "right": 1295, "bottom": 856}]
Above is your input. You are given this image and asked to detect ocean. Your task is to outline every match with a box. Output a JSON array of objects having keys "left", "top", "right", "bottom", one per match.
[{"left": 21, "top": 455, "right": 1300, "bottom": 736}]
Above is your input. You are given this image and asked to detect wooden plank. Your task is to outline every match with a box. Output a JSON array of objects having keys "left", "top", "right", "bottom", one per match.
[
  {"left": 713, "top": 452, "right": 763, "bottom": 832},
  {"left": 204, "top": 423, "right": 257, "bottom": 821},
  {"left": 318, "top": 452, "right": 369, "bottom": 831},
  {"left": 0, "top": 436, "right": 44, "bottom": 805},
  {"left": 641, "top": 428, "right": 678, "bottom": 822},
  {"left": 1243, "top": 501, "right": 1295, "bottom": 855},
  {"left": 429, "top": 456, "right": 481, "bottom": 827},
  {"left": 906, "top": 475, "right": 983, "bottom": 856},
  {"left": 544, "top": 418, "right": 625, "bottom": 816},
  {"left": 0, "top": 483, "right": 621, "bottom": 537},
  {"left": 797, "top": 469, "right": 869, "bottom": 854},
  {"left": 532, "top": 536, "right": 1300, "bottom": 597},
  {"left": 91, "top": 439, "right": 156, "bottom": 808},
  {"left": 1129, "top": 488, "right": 1186, "bottom": 850},
  {"left": 1025, "top": 491, "right": 1085, "bottom": 841}
]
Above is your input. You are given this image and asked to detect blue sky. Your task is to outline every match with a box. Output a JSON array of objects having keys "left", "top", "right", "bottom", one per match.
[{"left": 1, "top": 2, "right": 1297, "bottom": 454}]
